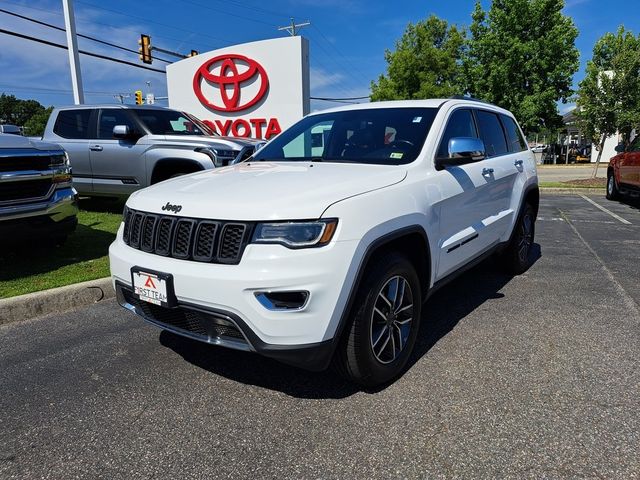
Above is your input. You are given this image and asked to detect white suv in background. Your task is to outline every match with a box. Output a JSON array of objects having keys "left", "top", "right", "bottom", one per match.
[{"left": 109, "top": 98, "right": 539, "bottom": 386}]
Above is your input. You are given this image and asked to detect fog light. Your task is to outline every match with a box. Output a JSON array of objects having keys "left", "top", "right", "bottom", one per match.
[{"left": 255, "top": 291, "right": 309, "bottom": 311}]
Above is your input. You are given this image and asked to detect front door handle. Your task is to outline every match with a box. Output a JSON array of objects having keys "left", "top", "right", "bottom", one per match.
[
  {"left": 90, "top": 145, "right": 103, "bottom": 152},
  {"left": 514, "top": 159, "right": 524, "bottom": 167},
  {"left": 482, "top": 167, "right": 494, "bottom": 176}
]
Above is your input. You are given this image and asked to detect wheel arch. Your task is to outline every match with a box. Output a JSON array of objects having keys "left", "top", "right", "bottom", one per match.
[
  {"left": 323, "top": 225, "right": 432, "bottom": 368},
  {"left": 150, "top": 158, "right": 206, "bottom": 184}
]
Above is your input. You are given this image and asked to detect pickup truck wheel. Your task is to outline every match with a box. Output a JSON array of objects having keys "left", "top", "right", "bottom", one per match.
[
  {"left": 501, "top": 203, "right": 535, "bottom": 275},
  {"left": 333, "top": 252, "right": 421, "bottom": 387},
  {"left": 606, "top": 171, "right": 620, "bottom": 200}
]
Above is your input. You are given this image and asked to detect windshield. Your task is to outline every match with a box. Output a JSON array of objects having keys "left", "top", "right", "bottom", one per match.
[
  {"left": 252, "top": 107, "right": 438, "bottom": 165},
  {"left": 133, "top": 109, "right": 216, "bottom": 136}
]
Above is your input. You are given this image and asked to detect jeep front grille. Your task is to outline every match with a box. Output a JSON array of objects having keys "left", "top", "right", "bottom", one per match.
[{"left": 122, "top": 208, "right": 252, "bottom": 264}]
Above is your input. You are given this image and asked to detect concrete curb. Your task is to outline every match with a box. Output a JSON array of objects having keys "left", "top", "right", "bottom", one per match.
[
  {"left": 0, "top": 277, "right": 114, "bottom": 326},
  {"left": 540, "top": 187, "right": 604, "bottom": 195}
]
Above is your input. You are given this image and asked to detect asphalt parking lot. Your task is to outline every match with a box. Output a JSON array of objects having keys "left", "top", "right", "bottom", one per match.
[{"left": 1, "top": 192, "right": 639, "bottom": 479}]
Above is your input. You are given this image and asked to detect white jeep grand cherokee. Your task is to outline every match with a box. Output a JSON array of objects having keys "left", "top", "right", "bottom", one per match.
[{"left": 109, "top": 99, "right": 538, "bottom": 386}]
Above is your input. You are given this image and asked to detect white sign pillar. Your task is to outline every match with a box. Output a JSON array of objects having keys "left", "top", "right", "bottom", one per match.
[{"left": 62, "top": 0, "right": 84, "bottom": 104}]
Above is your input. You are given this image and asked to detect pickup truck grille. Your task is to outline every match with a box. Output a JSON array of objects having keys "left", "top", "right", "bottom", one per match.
[
  {"left": 0, "top": 152, "right": 65, "bottom": 173},
  {"left": 0, "top": 179, "right": 53, "bottom": 202},
  {"left": 123, "top": 208, "right": 253, "bottom": 264}
]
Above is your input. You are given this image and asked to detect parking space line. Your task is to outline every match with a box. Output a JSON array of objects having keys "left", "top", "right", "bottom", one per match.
[
  {"left": 558, "top": 209, "right": 640, "bottom": 318},
  {"left": 579, "top": 194, "right": 632, "bottom": 225}
]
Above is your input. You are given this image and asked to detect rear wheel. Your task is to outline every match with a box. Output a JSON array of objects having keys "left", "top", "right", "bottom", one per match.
[
  {"left": 333, "top": 252, "right": 421, "bottom": 387},
  {"left": 501, "top": 203, "right": 536, "bottom": 275},
  {"left": 606, "top": 171, "right": 620, "bottom": 200}
]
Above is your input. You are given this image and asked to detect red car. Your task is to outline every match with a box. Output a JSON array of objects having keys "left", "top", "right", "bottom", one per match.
[{"left": 607, "top": 137, "right": 640, "bottom": 200}]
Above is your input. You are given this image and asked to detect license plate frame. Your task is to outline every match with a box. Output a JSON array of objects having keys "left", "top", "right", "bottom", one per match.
[{"left": 131, "top": 267, "right": 177, "bottom": 308}]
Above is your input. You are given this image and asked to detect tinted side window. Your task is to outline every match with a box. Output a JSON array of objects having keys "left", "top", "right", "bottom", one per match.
[
  {"left": 98, "top": 109, "right": 136, "bottom": 139},
  {"left": 501, "top": 114, "right": 527, "bottom": 152},
  {"left": 53, "top": 109, "right": 92, "bottom": 139},
  {"left": 628, "top": 135, "right": 640, "bottom": 152},
  {"left": 437, "top": 109, "right": 477, "bottom": 158},
  {"left": 476, "top": 110, "right": 508, "bottom": 157}
]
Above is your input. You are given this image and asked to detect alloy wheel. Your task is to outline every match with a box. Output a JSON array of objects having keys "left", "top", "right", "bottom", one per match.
[
  {"left": 369, "top": 275, "right": 414, "bottom": 364},
  {"left": 517, "top": 212, "right": 534, "bottom": 263}
]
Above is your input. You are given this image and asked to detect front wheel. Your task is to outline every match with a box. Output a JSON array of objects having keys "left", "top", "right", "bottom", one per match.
[
  {"left": 333, "top": 252, "right": 421, "bottom": 387},
  {"left": 606, "top": 171, "right": 620, "bottom": 200},
  {"left": 501, "top": 203, "right": 536, "bottom": 275}
]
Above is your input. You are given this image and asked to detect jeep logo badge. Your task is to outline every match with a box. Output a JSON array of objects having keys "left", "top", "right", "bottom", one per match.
[{"left": 161, "top": 202, "right": 182, "bottom": 214}]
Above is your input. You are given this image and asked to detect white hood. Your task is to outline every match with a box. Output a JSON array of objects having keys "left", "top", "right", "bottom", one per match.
[{"left": 127, "top": 161, "right": 407, "bottom": 220}]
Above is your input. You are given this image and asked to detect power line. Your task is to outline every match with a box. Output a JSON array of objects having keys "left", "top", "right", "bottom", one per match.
[
  {"left": 75, "top": 0, "right": 234, "bottom": 45},
  {"left": 181, "top": 0, "right": 293, "bottom": 20},
  {"left": 311, "top": 96, "right": 370, "bottom": 101},
  {"left": 0, "top": 27, "right": 166, "bottom": 74},
  {"left": 0, "top": 83, "right": 127, "bottom": 96},
  {"left": 1, "top": 0, "right": 218, "bottom": 52},
  {"left": 311, "top": 25, "right": 371, "bottom": 85},
  {"left": 180, "top": 0, "right": 278, "bottom": 27},
  {"left": 0, "top": 7, "right": 174, "bottom": 64}
]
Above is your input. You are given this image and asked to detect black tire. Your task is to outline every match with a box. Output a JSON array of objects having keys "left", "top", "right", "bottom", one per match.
[
  {"left": 606, "top": 171, "right": 620, "bottom": 200},
  {"left": 333, "top": 252, "right": 422, "bottom": 387},
  {"left": 501, "top": 203, "right": 536, "bottom": 275}
]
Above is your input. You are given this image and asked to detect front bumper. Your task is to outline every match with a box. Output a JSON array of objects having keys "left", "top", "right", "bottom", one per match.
[
  {"left": 109, "top": 226, "right": 358, "bottom": 370},
  {"left": 115, "top": 282, "right": 335, "bottom": 370},
  {"left": 0, "top": 187, "right": 78, "bottom": 239}
]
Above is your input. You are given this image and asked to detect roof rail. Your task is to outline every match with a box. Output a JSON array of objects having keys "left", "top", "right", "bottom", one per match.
[{"left": 448, "top": 95, "right": 492, "bottom": 104}]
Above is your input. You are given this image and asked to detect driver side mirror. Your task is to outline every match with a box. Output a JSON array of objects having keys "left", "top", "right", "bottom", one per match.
[
  {"left": 435, "top": 137, "right": 486, "bottom": 169},
  {"left": 113, "top": 125, "right": 140, "bottom": 140},
  {"left": 614, "top": 142, "right": 626, "bottom": 153}
]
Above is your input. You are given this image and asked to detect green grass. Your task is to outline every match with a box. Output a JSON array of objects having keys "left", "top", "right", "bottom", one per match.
[
  {"left": 0, "top": 199, "right": 124, "bottom": 299},
  {"left": 539, "top": 181, "right": 605, "bottom": 189}
]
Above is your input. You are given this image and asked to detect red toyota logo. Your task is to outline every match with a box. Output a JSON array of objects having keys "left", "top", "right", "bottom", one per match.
[{"left": 193, "top": 54, "right": 269, "bottom": 113}]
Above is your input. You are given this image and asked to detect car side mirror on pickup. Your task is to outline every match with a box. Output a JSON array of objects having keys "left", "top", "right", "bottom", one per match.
[
  {"left": 113, "top": 125, "right": 141, "bottom": 140},
  {"left": 614, "top": 142, "right": 626, "bottom": 153},
  {"left": 435, "top": 137, "right": 486, "bottom": 169}
]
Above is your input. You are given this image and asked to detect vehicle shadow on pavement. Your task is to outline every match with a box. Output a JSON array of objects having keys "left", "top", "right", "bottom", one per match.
[
  {"left": 617, "top": 196, "right": 640, "bottom": 211},
  {"left": 0, "top": 224, "right": 116, "bottom": 281},
  {"left": 160, "top": 244, "right": 541, "bottom": 399}
]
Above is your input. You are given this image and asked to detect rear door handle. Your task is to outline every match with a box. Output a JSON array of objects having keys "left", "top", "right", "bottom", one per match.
[
  {"left": 90, "top": 145, "right": 103, "bottom": 152},
  {"left": 482, "top": 168, "right": 494, "bottom": 176},
  {"left": 514, "top": 159, "right": 524, "bottom": 167}
]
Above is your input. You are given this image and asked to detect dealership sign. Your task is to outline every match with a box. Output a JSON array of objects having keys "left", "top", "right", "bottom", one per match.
[{"left": 167, "top": 37, "right": 310, "bottom": 139}]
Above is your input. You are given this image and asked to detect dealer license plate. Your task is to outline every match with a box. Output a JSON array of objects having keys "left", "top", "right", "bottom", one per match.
[{"left": 132, "top": 269, "right": 171, "bottom": 306}]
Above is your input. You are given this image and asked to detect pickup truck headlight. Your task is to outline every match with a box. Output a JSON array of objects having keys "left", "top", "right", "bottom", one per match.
[
  {"left": 52, "top": 152, "right": 72, "bottom": 185},
  {"left": 252, "top": 219, "right": 338, "bottom": 248},
  {"left": 195, "top": 147, "right": 238, "bottom": 167}
]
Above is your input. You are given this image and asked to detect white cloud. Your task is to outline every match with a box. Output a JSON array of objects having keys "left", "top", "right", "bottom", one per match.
[{"left": 310, "top": 67, "right": 345, "bottom": 90}]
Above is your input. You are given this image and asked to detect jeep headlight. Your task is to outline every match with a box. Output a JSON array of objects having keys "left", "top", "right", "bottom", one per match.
[{"left": 252, "top": 219, "right": 338, "bottom": 248}]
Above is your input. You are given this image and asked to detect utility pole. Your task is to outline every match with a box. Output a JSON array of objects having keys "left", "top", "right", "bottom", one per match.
[
  {"left": 277, "top": 18, "right": 310, "bottom": 36},
  {"left": 62, "top": 0, "right": 84, "bottom": 104},
  {"left": 113, "top": 94, "right": 130, "bottom": 104}
]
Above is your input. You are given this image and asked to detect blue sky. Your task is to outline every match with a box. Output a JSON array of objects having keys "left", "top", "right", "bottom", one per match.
[{"left": 0, "top": 0, "right": 637, "bottom": 113}]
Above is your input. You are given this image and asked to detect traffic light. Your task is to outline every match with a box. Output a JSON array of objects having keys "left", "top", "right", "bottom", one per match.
[
  {"left": 189, "top": 50, "right": 198, "bottom": 57},
  {"left": 134, "top": 90, "right": 143, "bottom": 105},
  {"left": 138, "top": 34, "right": 152, "bottom": 64}
]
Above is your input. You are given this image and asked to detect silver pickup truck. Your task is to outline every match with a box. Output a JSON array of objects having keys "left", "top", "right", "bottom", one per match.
[
  {"left": 0, "top": 133, "right": 78, "bottom": 244},
  {"left": 42, "top": 105, "right": 265, "bottom": 197}
]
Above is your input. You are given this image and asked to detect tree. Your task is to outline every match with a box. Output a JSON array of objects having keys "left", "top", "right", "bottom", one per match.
[
  {"left": 370, "top": 15, "right": 465, "bottom": 101},
  {"left": 23, "top": 106, "right": 54, "bottom": 137},
  {"left": 577, "top": 27, "right": 640, "bottom": 175},
  {"left": 0, "top": 94, "right": 46, "bottom": 126},
  {"left": 464, "top": 0, "right": 579, "bottom": 133}
]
